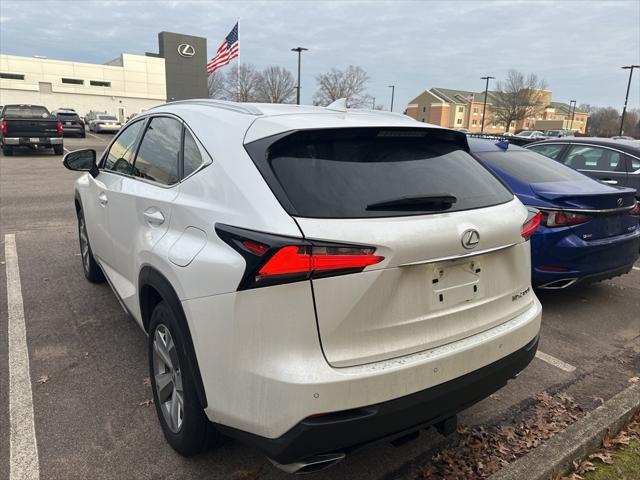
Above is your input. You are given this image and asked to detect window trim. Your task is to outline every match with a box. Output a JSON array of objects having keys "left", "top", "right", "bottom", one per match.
[
  {"left": 99, "top": 112, "right": 210, "bottom": 188},
  {"left": 0, "top": 72, "right": 25, "bottom": 80}
]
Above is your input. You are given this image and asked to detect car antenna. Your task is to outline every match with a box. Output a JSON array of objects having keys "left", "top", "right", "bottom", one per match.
[
  {"left": 495, "top": 140, "right": 509, "bottom": 150},
  {"left": 326, "top": 98, "right": 348, "bottom": 112}
]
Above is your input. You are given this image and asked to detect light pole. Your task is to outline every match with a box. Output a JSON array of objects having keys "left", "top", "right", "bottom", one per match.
[
  {"left": 372, "top": 97, "right": 376, "bottom": 109},
  {"left": 387, "top": 85, "right": 395, "bottom": 112},
  {"left": 619, "top": 65, "right": 639, "bottom": 135},
  {"left": 291, "top": 47, "right": 308, "bottom": 105},
  {"left": 568, "top": 100, "right": 576, "bottom": 131},
  {"left": 480, "top": 76, "right": 495, "bottom": 133}
]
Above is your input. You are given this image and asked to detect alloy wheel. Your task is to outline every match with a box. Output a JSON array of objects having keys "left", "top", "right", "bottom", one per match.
[
  {"left": 152, "top": 324, "right": 184, "bottom": 433},
  {"left": 78, "top": 215, "right": 90, "bottom": 273}
]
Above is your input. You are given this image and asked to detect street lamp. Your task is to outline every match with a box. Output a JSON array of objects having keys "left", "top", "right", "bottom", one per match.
[
  {"left": 480, "top": 76, "right": 495, "bottom": 133},
  {"left": 620, "top": 65, "right": 639, "bottom": 135},
  {"left": 387, "top": 85, "right": 395, "bottom": 112},
  {"left": 291, "top": 47, "right": 308, "bottom": 105},
  {"left": 568, "top": 100, "right": 576, "bottom": 131},
  {"left": 372, "top": 97, "right": 376, "bottom": 109}
]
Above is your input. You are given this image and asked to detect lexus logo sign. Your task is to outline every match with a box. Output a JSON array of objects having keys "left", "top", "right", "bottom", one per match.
[
  {"left": 177, "top": 44, "right": 195, "bottom": 58},
  {"left": 461, "top": 229, "right": 480, "bottom": 249}
]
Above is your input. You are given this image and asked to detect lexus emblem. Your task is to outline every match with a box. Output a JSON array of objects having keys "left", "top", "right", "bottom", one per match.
[
  {"left": 177, "top": 44, "right": 195, "bottom": 58},
  {"left": 617, "top": 198, "right": 624, "bottom": 208},
  {"left": 461, "top": 229, "right": 480, "bottom": 249}
]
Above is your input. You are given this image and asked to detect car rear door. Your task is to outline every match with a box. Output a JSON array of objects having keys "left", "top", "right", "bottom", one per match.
[
  {"left": 246, "top": 126, "right": 536, "bottom": 367},
  {"left": 561, "top": 144, "right": 628, "bottom": 187},
  {"left": 104, "top": 115, "right": 182, "bottom": 313}
]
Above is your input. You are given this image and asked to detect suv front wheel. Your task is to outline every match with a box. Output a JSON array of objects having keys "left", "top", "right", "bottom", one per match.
[
  {"left": 77, "top": 208, "right": 104, "bottom": 283},
  {"left": 148, "top": 301, "right": 222, "bottom": 456}
]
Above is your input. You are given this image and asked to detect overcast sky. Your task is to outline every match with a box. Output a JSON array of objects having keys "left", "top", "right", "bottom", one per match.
[{"left": 1, "top": 0, "right": 639, "bottom": 111}]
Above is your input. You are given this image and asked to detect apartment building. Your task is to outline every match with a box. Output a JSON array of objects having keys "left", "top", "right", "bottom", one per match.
[{"left": 406, "top": 87, "right": 588, "bottom": 134}]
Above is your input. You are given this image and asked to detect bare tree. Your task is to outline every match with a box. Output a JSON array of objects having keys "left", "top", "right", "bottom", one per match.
[
  {"left": 312, "top": 65, "right": 371, "bottom": 108},
  {"left": 255, "top": 66, "right": 296, "bottom": 103},
  {"left": 208, "top": 70, "right": 226, "bottom": 99},
  {"left": 586, "top": 107, "right": 620, "bottom": 137},
  {"left": 492, "top": 70, "right": 548, "bottom": 132},
  {"left": 223, "top": 64, "right": 262, "bottom": 102}
]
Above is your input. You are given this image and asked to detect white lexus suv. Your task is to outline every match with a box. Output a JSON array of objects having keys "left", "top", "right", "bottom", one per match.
[{"left": 63, "top": 99, "right": 542, "bottom": 473}]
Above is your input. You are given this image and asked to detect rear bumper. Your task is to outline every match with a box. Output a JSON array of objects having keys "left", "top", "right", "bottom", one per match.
[
  {"left": 94, "top": 124, "right": 121, "bottom": 132},
  {"left": 218, "top": 334, "right": 539, "bottom": 464},
  {"left": 532, "top": 228, "right": 640, "bottom": 287},
  {"left": 61, "top": 125, "right": 85, "bottom": 134},
  {"left": 3, "top": 136, "right": 63, "bottom": 146}
]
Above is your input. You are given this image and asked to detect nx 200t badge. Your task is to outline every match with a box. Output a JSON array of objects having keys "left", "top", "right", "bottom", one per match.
[
  {"left": 461, "top": 229, "right": 480, "bottom": 249},
  {"left": 617, "top": 198, "right": 624, "bottom": 208},
  {"left": 512, "top": 287, "right": 530, "bottom": 301},
  {"left": 177, "top": 44, "right": 195, "bottom": 57}
]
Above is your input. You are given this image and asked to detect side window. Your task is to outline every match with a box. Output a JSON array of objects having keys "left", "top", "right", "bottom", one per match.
[
  {"left": 132, "top": 117, "right": 181, "bottom": 185},
  {"left": 528, "top": 144, "right": 565, "bottom": 160},
  {"left": 564, "top": 145, "right": 622, "bottom": 172},
  {"left": 103, "top": 120, "right": 145, "bottom": 173},
  {"left": 628, "top": 155, "right": 640, "bottom": 172},
  {"left": 182, "top": 129, "right": 203, "bottom": 178}
]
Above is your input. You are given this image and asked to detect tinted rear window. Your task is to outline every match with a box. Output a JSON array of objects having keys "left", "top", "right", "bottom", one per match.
[
  {"left": 57, "top": 112, "right": 80, "bottom": 119},
  {"left": 247, "top": 128, "right": 513, "bottom": 218},
  {"left": 3, "top": 105, "right": 50, "bottom": 118},
  {"left": 476, "top": 150, "right": 587, "bottom": 183}
]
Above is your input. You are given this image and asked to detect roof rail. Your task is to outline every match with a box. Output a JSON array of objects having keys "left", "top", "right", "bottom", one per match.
[{"left": 157, "top": 99, "right": 263, "bottom": 115}]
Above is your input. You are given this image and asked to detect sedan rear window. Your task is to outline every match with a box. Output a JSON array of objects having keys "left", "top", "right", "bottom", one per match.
[
  {"left": 246, "top": 128, "right": 513, "bottom": 218},
  {"left": 476, "top": 150, "right": 586, "bottom": 183}
]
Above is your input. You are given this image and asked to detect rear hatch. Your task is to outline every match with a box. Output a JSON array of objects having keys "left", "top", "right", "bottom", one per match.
[
  {"left": 246, "top": 126, "right": 535, "bottom": 367},
  {"left": 3, "top": 105, "right": 58, "bottom": 137},
  {"left": 530, "top": 181, "right": 637, "bottom": 240}
]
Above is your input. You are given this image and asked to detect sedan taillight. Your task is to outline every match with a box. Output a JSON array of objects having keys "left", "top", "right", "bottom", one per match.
[
  {"left": 540, "top": 209, "right": 591, "bottom": 227},
  {"left": 216, "top": 224, "right": 384, "bottom": 290}
]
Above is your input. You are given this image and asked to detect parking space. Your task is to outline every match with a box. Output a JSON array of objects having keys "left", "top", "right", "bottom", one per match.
[{"left": 1, "top": 136, "right": 639, "bottom": 479}]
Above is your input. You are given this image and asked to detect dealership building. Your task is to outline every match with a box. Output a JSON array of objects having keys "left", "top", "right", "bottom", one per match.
[{"left": 0, "top": 32, "right": 208, "bottom": 122}]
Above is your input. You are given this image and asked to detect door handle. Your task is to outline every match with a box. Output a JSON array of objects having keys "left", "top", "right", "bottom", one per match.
[
  {"left": 98, "top": 192, "right": 108, "bottom": 206},
  {"left": 143, "top": 208, "right": 165, "bottom": 226},
  {"left": 602, "top": 179, "right": 618, "bottom": 185}
]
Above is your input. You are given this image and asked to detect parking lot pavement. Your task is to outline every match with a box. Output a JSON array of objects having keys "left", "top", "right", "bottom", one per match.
[{"left": 1, "top": 136, "right": 639, "bottom": 479}]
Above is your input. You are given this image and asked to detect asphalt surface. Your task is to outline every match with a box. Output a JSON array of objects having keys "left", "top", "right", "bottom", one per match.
[{"left": 1, "top": 134, "right": 639, "bottom": 480}]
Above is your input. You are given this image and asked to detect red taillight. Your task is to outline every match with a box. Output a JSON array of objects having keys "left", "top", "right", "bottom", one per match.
[
  {"left": 257, "top": 245, "right": 383, "bottom": 280},
  {"left": 537, "top": 265, "right": 569, "bottom": 272},
  {"left": 57, "top": 120, "right": 63, "bottom": 135},
  {"left": 521, "top": 212, "right": 542, "bottom": 240},
  {"left": 242, "top": 239, "right": 270, "bottom": 256},
  {"left": 540, "top": 209, "right": 591, "bottom": 227},
  {"left": 1, "top": 119, "right": 7, "bottom": 135},
  {"left": 631, "top": 201, "right": 640, "bottom": 216}
]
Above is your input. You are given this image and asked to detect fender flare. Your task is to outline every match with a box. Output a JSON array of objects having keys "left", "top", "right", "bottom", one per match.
[{"left": 139, "top": 266, "right": 208, "bottom": 409}]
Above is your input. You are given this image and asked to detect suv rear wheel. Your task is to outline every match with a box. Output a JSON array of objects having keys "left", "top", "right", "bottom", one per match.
[
  {"left": 2, "top": 145, "right": 13, "bottom": 156},
  {"left": 148, "top": 301, "right": 222, "bottom": 456}
]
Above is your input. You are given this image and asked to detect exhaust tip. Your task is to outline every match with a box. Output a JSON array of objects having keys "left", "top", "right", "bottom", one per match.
[
  {"left": 270, "top": 452, "right": 346, "bottom": 474},
  {"left": 538, "top": 278, "right": 578, "bottom": 290}
]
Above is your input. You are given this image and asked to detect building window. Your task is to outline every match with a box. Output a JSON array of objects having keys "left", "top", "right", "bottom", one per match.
[
  {"left": 90, "top": 80, "right": 111, "bottom": 87},
  {"left": 62, "top": 78, "right": 84, "bottom": 85},
  {"left": 472, "top": 120, "right": 477, "bottom": 126},
  {"left": 0, "top": 72, "right": 25, "bottom": 80},
  {"left": 473, "top": 108, "right": 478, "bottom": 114},
  {"left": 421, "top": 118, "right": 425, "bottom": 122},
  {"left": 458, "top": 106, "right": 464, "bottom": 113},
  {"left": 456, "top": 118, "right": 462, "bottom": 125},
  {"left": 422, "top": 106, "right": 426, "bottom": 112}
]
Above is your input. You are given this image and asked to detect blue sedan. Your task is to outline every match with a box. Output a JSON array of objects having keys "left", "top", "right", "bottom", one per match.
[{"left": 468, "top": 138, "right": 640, "bottom": 289}]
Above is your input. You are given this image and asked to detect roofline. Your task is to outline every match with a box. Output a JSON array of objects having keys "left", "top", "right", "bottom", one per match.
[{"left": 157, "top": 99, "right": 264, "bottom": 115}]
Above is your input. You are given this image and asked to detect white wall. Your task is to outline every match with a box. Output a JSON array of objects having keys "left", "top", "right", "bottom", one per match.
[{"left": 0, "top": 53, "right": 166, "bottom": 118}]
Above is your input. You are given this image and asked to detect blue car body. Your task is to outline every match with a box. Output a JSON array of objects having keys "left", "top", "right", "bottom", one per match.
[{"left": 468, "top": 138, "right": 640, "bottom": 289}]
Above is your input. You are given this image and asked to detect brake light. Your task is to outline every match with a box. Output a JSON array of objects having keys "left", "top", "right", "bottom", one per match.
[
  {"left": 1, "top": 119, "right": 6, "bottom": 135},
  {"left": 540, "top": 209, "right": 591, "bottom": 227},
  {"left": 521, "top": 212, "right": 542, "bottom": 240},
  {"left": 257, "top": 245, "right": 383, "bottom": 280},
  {"left": 57, "top": 120, "right": 63, "bottom": 135},
  {"left": 216, "top": 224, "right": 384, "bottom": 290},
  {"left": 537, "top": 265, "right": 569, "bottom": 272},
  {"left": 630, "top": 201, "right": 640, "bottom": 216}
]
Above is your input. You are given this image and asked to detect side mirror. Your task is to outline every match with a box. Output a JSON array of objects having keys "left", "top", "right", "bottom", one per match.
[{"left": 63, "top": 149, "right": 98, "bottom": 177}]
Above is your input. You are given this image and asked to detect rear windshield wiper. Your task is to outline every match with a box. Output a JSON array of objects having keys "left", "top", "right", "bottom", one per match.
[{"left": 366, "top": 194, "right": 457, "bottom": 211}]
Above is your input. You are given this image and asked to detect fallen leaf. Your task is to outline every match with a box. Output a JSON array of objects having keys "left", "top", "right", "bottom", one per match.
[
  {"left": 589, "top": 451, "right": 614, "bottom": 464},
  {"left": 143, "top": 377, "right": 151, "bottom": 387},
  {"left": 139, "top": 399, "right": 154, "bottom": 407},
  {"left": 36, "top": 375, "right": 49, "bottom": 384},
  {"left": 231, "top": 468, "right": 262, "bottom": 480},
  {"left": 628, "top": 376, "right": 639, "bottom": 384}
]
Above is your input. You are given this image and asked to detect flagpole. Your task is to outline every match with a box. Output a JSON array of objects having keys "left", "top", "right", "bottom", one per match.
[{"left": 236, "top": 18, "right": 240, "bottom": 102}]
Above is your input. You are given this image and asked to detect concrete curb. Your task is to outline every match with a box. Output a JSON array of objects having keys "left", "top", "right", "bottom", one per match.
[{"left": 489, "top": 384, "right": 640, "bottom": 480}]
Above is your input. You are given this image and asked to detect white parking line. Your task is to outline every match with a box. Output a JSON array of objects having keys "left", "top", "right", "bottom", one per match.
[
  {"left": 86, "top": 132, "right": 106, "bottom": 142},
  {"left": 5, "top": 234, "right": 40, "bottom": 480},
  {"left": 63, "top": 147, "right": 70, "bottom": 154},
  {"left": 633, "top": 266, "right": 640, "bottom": 271},
  {"left": 535, "top": 350, "right": 576, "bottom": 373}
]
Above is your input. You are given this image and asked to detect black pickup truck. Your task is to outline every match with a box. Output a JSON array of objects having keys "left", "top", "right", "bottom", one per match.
[{"left": 0, "top": 104, "right": 64, "bottom": 156}]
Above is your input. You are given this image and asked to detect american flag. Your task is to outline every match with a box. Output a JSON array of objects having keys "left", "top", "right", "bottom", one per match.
[{"left": 207, "top": 23, "right": 239, "bottom": 75}]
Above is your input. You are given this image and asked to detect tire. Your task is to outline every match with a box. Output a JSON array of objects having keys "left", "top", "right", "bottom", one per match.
[
  {"left": 2, "top": 144, "right": 13, "bottom": 156},
  {"left": 148, "top": 301, "right": 222, "bottom": 456},
  {"left": 53, "top": 144, "right": 64, "bottom": 155},
  {"left": 77, "top": 208, "right": 104, "bottom": 283},
  {"left": 80, "top": 131, "right": 86, "bottom": 138}
]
